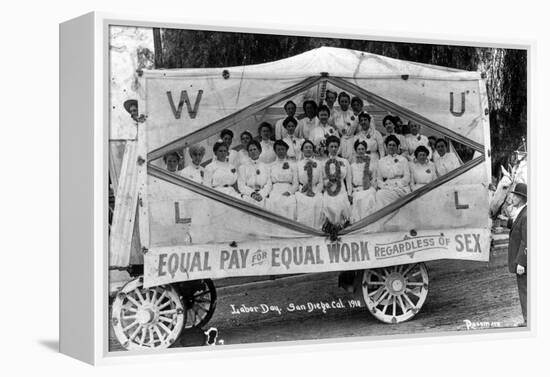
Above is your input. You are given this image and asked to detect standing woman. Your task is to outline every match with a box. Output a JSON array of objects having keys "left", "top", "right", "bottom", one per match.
[
  {"left": 324, "top": 89, "right": 338, "bottom": 126},
  {"left": 235, "top": 130, "right": 253, "bottom": 167},
  {"left": 296, "top": 100, "right": 319, "bottom": 140},
  {"left": 274, "top": 100, "right": 297, "bottom": 140},
  {"left": 266, "top": 140, "right": 299, "bottom": 219},
  {"left": 405, "top": 121, "right": 432, "bottom": 161},
  {"left": 180, "top": 145, "right": 206, "bottom": 184},
  {"left": 409, "top": 146, "right": 437, "bottom": 190},
  {"left": 237, "top": 140, "right": 272, "bottom": 207},
  {"left": 333, "top": 92, "right": 357, "bottom": 160},
  {"left": 350, "top": 140, "right": 378, "bottom": 223},
  {"left": 203, "top": 141, "right": 240, "bottom": 197},
  {"left": 258, "top": 122, "right": 276, "bottom": 164},
  {"left": 281, "top": 116, "right": 304, "bottom": 161},
  {"left": 309, "top": 105, "right": 338, "bottom": 148},
  {"left": 353, "top": 112, "right": 385, "bottom": 164},
  {"left": 382, "top": 115, "right": 408, "bottom": 158},
  {"left": 295, "top": 140, "right": 324, "bottom": 229},
  {"left": 321, "top": 135, "right": 352, "bottom": 227},
  {"left": 376, "top": 135, "right": 411, "bottom": 209},
  {"left": 220, "top": 129, "right": 240, "bottom": 168},
  {"left": 434, "top": 138, "right": 460, "bottom": 176}
]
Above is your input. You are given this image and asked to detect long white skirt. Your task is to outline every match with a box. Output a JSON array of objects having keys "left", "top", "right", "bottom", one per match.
[
  {"left": 266, "top": 183, "right": 297, "bottom": 220},
  {"left": 322, "top": 187, "right": 351, "bottom": 226},
  {"left": 339, "top": 136, "right": 355, "bottom": 161},
  {"left": 375, "top": 185, "right": 410, "bottom": 211},
  {"left": 295, "top": 190, "right": 324, "bottom": 229},
  {"left": 350, "top": 187, "right": 377, "bottom": 223}
]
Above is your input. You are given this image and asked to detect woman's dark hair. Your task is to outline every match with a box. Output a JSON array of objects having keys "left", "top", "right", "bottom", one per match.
[
  {"left": 435, "top": 138, "right": 448, "bottom": 148},
  {"left": 240, "top": 130, "right": 253, "bottom": 141},
  {"left": 354, "top": 139, "right": 368, "bottom": 152},
  {"left": 317, "top": 104, "right": 330, "bottom": 116},
  {"left": 220, "top": 129, "right": 234, "bottom": 139},
  {"left": 414, "top": 145, "right": 430, "bottom": 158},
  {"left": 213, "top": 141, "right": 228, "bottom": 153},
  {"left": 284, "top": 100, "right": 297, "bottom": 110},
  {"left": 358, "top": 112, "right": 371, "bottom": 122},
  {"left": 273, "top": 139, "right": 289, "bottom": 151},
  {"left": 303, "top": 100, "right": 318, "bottom": 115},
  {"left": 384, "top": 134, "right": 400, "bottom": 147},
  {"left": 337, "top": 92, "right": 350, "bottom": 102},
  {"left": 351, "top": 96, "right": 364, "bottom": 107},
  {"left": 382, "top": 115, "right": 396, "bottom": 127},
  {"left": 258, "top": 122, "right": 273, "bottom": 135},
  {"left": 326, "top": 135, "right": 341, "bottom": 148},
  {"left": 301, "top": 139, "right": 316, "bottom": 152},
  {"left": 428, "top": 136, "right": 437, "bottom": 142},
  {"left": 162, "top": 152, "right": 181, "bottom": 163},
  {"left": 282, "top": 116, "right": 298, "bottom": 128},
  {"left": 325, "top": 89, "right": 337, "bottom": 99},
  {"left": 247, "top": 139, "right": 262, "bottom": 153}
]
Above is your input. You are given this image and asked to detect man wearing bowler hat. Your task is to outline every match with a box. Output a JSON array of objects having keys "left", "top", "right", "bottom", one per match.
[
  {"left": 123, "top": 99, "right": 147, "bottom": 123},
  {"left": 507, "top": 182, "right": 528, "bottom": 326}
]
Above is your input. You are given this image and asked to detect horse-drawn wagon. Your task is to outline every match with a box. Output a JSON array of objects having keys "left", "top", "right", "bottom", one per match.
[{"left": 109, "top": 47, "right": 492, "bottom": 350}]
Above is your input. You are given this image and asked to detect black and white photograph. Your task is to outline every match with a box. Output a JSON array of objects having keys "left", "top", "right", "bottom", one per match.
[{"left": 106, "top": 24, "right": 528, "bottom": 352}]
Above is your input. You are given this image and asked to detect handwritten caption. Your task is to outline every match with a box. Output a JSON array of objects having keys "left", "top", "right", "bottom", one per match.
[{"left": 230, "top": 298, "right": 363, "bottom": 316}]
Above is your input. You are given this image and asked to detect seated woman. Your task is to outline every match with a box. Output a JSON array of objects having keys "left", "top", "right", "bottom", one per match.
[
  {"left": 333, "top": 92, "right": 357, "bottom": 160},
  {"left": 409, "top": 145, "right": 437, "bottom": 190},
  {"left": 274, "top": 100, "right": 297, "bottom": 140},
  {"left": 180, "top": 145, "right": 206, "bottom": 184},
  {"left": 295, "top": 140, "right": 324, "bottom": 229},
  {"left": 220, "top": 129, "right": 240, "bottom": 168},
  {"left": 296, "top": 100, "right": 319, "bottom": 140},
  {"left": 237, "top": 140, "right": 272, "bottom": 207},
  {"left": 163, "top": 152, "right": 181, "bottom": 173},
  {"left": 434, "top": 138, "right": 460, "bottom": 176},
  {"left": 382, "top": 115, "right": 408, "bottom": 158},
  {"left": 235, "top": 130, "right": 253, "bottom": 167},
  {"left": 203, "top": 141, "right": 240, "bottom": 197},
  {"left": 376, "top": 135, "right": 411, "bottom": 209},
  {"left": 309, "top": 105, "right": 338, "bottom": 148},
  {"left": 266, "top": 140, "right": 299, "bottom": 219},
  {"left": 257, "top": 122, "right": 276, "bottom": 164},
  {"left": 321, "top": 135, "right": 352, "bottom": 227},
  {"left": 281, "top": 116, "right": 304, "bottom": 161},
  {"left": 405, "top": 121, "right": 432, "bottom": 161},
  {"left": 350, "top": 140, "right": 377, "bottom": 223},
  {"left": 352, "top": 112, "right": 385, "bottom": 164}
]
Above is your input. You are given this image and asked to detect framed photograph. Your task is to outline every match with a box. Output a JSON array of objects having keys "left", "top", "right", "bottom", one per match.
[{"left": 60, "top": 12, "right": 530, "bottom": 364}]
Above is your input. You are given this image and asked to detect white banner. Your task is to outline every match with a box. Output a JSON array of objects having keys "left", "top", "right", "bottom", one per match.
[{"left": 144, "top": 227, "right": 490, "bottom": 287}]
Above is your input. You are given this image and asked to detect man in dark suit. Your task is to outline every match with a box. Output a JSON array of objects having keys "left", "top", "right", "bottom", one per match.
[{"left": 507, "top": 182, "right": 528, "bottom": 325}]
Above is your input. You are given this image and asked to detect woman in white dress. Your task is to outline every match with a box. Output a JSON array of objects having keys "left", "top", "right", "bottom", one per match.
[
  {"left": 405, "top": 121, "right": 432, "bottom": 161},
  {"left": 203, "top": 141, "right": 240, "bottom": 197},
  {"left": 350, "top": 140, "right": 378, "bottom": 223},
  {"left": 180, "top": 145, "right": 205, "bottom": 184},
  {"left": 434, "top": 138, "right": 460, "bottom": 176},
  {"left": 333, "top": 92, "right": 357, "bottom": 160},
  {"left": 266, "top": 140, "right": 298, "bottom": 219},
  {"left": 237, "top": 140, "right": 272, "bottom": 207},
  {"left": 428, "top": 136, "right": 438, "bottom": 162},
  {"left": 296, "top": 100, "right": 319, "bottom": 140},
  {"left": 235, "top": 130, "right": 253, "bottom": 167},
  {"left": 309, "top": 105, "right": 339, "bottom": 148},
  {"left": 376, "top": 135, "right": 411, "bottom": 209},
  {"left": 324, "top": 89, "right": 339, "bottom": 127},
  {"left": 274, "top": 101, "right": 297, "bottom": 140},
  {"left": 321, "top": 135, "right": 352, "bottom": 227},
  {"left": 409, "top": 145, "right": 437, "bottom": 190},
  {"left": 220, "top": 129, "right": 240, "bottom": 168},
  {"left": 295, "top": 140, "right": 324, "bottom": 229},
  {"left": 352, "top": 112, "right": 385, "bottom": 164},
  {"left": 257, "top": 122, "right": 276, "bottom": 164},
  {"left": 382, "top": 115, "right": 409, "bottom": 158},
  {"left": 281, "top": 116, "right": 304, "bottom": 161}
]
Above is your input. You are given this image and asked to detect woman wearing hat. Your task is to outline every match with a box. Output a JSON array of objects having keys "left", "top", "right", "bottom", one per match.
[
  {"left": 350, "top": 140, "right": 378, "bottom": 223},
  {"left": 352, "top": 112, "right": 385, "bottom": 164},
  {"left": 203, "top": 141, "right": 240, "bottom": 197},
  {"left": 376, "top": 135, "right": 411, "bottom": 209},
  {"left": 237, "top": 140, "right": 272, "bottom": 207},
  {"left": 281, "top": 116, "right": 304, "bottom": 161},
  {"left": 321, "top": 135, "right": 352, "bottom": 226},
  {"left": 295, "top": 140, "right": 324, "bottom": 228},
  {"left": 266, "top": 140, "right": 298, "bottom": 219},
  {"left": 434, "top": 138, "right": 460, "bottom": 176},
  {"left": 409, "top": 145, "right": 437, "bottom": 190},
  {"left": 257, "top": 122, "right": 276, "bottom": 164},
  {"left": 180, "top": 145, "right": 206, "bottom": 184}
]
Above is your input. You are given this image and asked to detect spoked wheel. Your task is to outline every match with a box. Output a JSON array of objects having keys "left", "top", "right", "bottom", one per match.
[
  {"left": 111, "top": 278, "right": 185, "bottom": 350},
  {"left": 361, "top": 263, "right": 429, "bottom": 324},
  {"left": 177, "top": 279, "right": 217, "bottom": 329}
]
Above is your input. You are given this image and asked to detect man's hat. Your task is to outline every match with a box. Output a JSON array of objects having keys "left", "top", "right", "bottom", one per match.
[
  {"left": 123, "top": 99, "right": 138, "bottom": 114},
  {"left": 511, "top": 182, "right": 527, "bottom": 199}
]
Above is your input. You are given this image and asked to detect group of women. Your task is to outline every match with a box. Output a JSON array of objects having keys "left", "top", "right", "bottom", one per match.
[{"left": 163, "top": 91, "right": 461, "bottom": 229}]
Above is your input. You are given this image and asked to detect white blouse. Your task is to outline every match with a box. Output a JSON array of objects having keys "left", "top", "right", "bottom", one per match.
[
  {"left": 237, "top": 159, "right": 272, "bottom": 198},
  {"left": 309, "top": 123, "right": 339, "bottom": 147},
  {"left": 434, "top": 152, "right": 460, "bottom": 176},
  {"left": 270, "top": 159, "right": 299, "bottom": 193},
  {"left": 377, "top": 154, "right": 411, "bottom": 189},
  {"left": 405, "top": 134, "right": 432, "bottom": 160},
  {"left": 259, "top": 140, "right": 276, "bottom": 164},
  {"left": 282, "top": 135, "right": 304, "bottom": 161},
  {"left": 409, "top": 160, "right": 437, "bottom": 189},
  {"left": 180, "top": 163, "right": 204, "bottom": 184},
  {"left": 332, "top": 108, "right": 357, "bottom": 137},
  {"left": 203, "top": 160, "right": 238, "bottom": 188},
  {"left": 297, "top": 117, "right": 319, "bottom": 140},
  {"left": 354, "top": 129, "right": 385, "bottom": 158},
  {"left": 350, "top": 158, "right": 377, "bottom": 190}
]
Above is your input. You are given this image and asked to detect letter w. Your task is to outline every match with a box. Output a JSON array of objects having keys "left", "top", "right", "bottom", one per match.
[{"left": 166, "top": 90, "right": 203, "bottom": 119}]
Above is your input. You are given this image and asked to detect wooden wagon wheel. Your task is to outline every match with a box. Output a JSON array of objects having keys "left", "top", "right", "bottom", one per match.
[
  {"left": 181, "top": 279, "right": 217, "bottom": 329},
  {"left": 361, "top": 263, "right": 429, "bottom": 324},
  {"left": 111, "top": 278, "right": 185, "bottom": 350}
]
